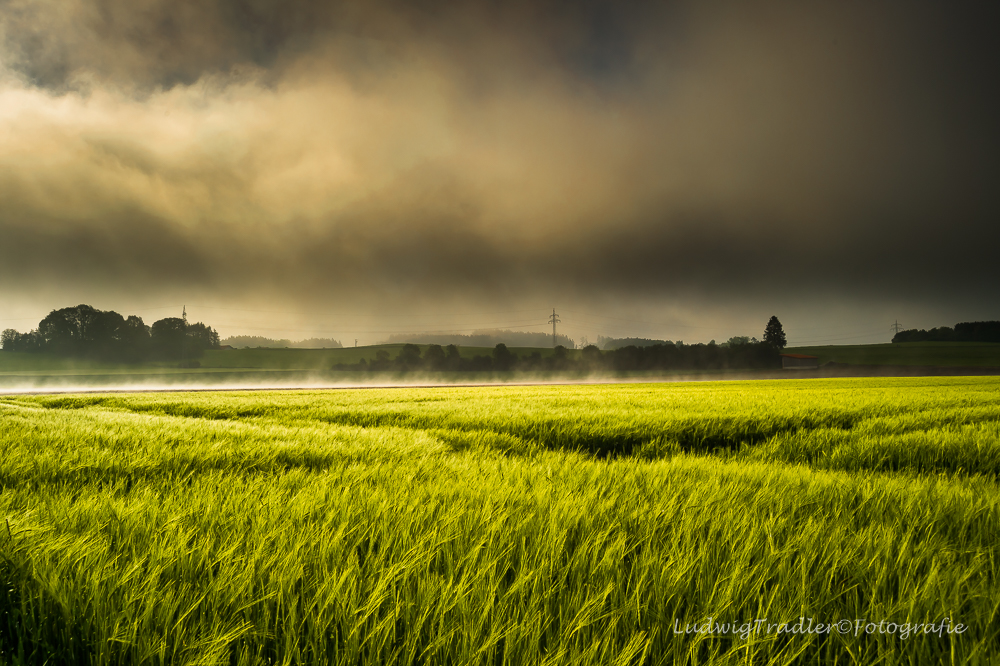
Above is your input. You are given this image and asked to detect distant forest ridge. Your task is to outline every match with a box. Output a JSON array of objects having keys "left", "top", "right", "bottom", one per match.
[
  {"left": 221, "top": 336, "right": 343, "bottom": 349},
  {"left": 598, "top": 337, "right": 674, "bottom": 350},
  {"left": 384, "top": 330, "right": 575, "bottom": 348},
  {"left": 334, "top": 339, "right": 782, "bottom": 373},
  {"left": 598, "top": 336, "right": 762, "bottom": 350},
  {"left": 892, "top": 321, "right": 1000, "bottom": 344}
]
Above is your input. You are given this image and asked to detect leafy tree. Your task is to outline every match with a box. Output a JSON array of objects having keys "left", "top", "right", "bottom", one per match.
[
  {"left": 763, "top": 316, "right": 786, "bottom": 350},
  {"left": 492, "top": 343, "right": 515, "bottom": 371},
  {"left": 187, "top": 322, "right": 220, "bottom": 350},
  {"left": 444, "top": 344, "right": 462, "bottom": 370},
  {"left": 371, "top": 350, "right": 392, "bottom": 371},
  {"left": 582, "top": 344, "right": 602, "bottom": 368},
  {"left": 550, "top": 345, "right": 569, "bottom": 371},
  {"left": 119, "top": 316, "right": 151, "bottom": 361},
  {"left": 149, "top": 318, "right": 219, "bottom": 361},
  {"left": 396, "top": 344, "right": 423, "bottom": 369},
  {"left": 150, "top": 318, "right": 189, "bottom": 360},
  {"left": 423, "top": 344, "right": 446, "bottom": 370},
  {"left": 37, "top": 305, "right": 126, "bottom": 358},
  {"left": 89, "top": 309, "right": 126, "bottom": 358},
  {"left": 1, "top": 329, "right": 44, "bottom": 352},
  {"left": 38, "top": 305, "right": 99, "bottom": 355}
]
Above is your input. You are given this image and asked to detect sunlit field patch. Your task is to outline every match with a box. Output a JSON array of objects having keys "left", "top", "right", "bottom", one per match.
[{"left": 1, "top": 377, "right": 998, "bottom": 665}]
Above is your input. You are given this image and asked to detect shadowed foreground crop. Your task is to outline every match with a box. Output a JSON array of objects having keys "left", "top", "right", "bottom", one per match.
[{"left": 1, "top": 378, "right": 998, "bottom": 664}]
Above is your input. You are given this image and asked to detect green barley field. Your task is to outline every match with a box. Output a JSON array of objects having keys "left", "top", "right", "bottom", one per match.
[{"left": 1, "top": 377, "right": 999, "bottom": 665}]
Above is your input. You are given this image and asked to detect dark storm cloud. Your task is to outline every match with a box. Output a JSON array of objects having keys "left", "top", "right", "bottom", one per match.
[
  {"left": 0, "top": 207, "right": 213, "bottom": 287},
  {"left": 0, "top": 0, "right": 667, "bottom": 90},
  {"left": 259, "top": 204, "right": 1000, "bottom": 308},
  {"left": 1, "top": 0, "right": 349, "bottom": 88},
  {"left": 0, "top": 0, "right": 998, "bottom": 337}
]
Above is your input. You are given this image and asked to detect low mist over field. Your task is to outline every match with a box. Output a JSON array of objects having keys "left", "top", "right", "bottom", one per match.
[{"left": 1, "top": 1, "right": 998, "bottom": 345}]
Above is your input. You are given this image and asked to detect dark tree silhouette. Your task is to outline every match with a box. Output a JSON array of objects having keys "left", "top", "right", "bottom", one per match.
[
  {"left": 955, "top": 321, "right": 1000, "bottom": 342},
  {"left": 187, "top": 322, "right": 220, "bottom": 350},
  {"left": 89, "top": 310, "right": 126, "bottom": 358},
  {"left": 549, "top": 345, "right": 569, "bottom": 371},
  {"left": 38, "top": 305, "right": 100, "bottom": 355},
  {"left": 37, "top": 305, "right": 126, "bottom": 358},
  {"left": 423, "top": 344, "right": 446, "bottom": 370},
  {"left": 396, "top": 343, "right": 422, "bottom": 369},
  {"left": 150, "top": 318, "right": 189, "bottom": 360},
  {"left": 582, "top": 344, "right": 602, "bottom": 367},
  {"left": 444, "top": 344, "right": 461, "bottom": 370},
  {"left": 763, "top": 316, "right": 786, "bottom": 350},
  {"left": 492, "top": 343, "right": 515, "bottom": 371},
  {"left": 371, "top": 349, "right": 392, "bottom": 371},
  {"left": 119, "top": 316, "right": 151, "bottom": 361},
  {"left": 3, "top": 305, "right": 218, "bottom": 362},
  {"left": 1, "top": 329, "right": 44, "bottom": 352},
  {"left": 894, "top": 321, "right": 1000, "bottom": 343},
  {"left": 149, "top": 318, "right": 220, "bottom": 361}
]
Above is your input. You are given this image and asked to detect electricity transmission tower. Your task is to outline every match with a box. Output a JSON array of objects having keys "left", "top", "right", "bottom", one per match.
[
  {"left": 181, "top": 306, "right": 188, "bottom": 367},
  {"left": 890, "top": 320, "right": 903, "bottom": 335},
  {"left": 549, "top": 308, "right": 561, "bottom": 348}
]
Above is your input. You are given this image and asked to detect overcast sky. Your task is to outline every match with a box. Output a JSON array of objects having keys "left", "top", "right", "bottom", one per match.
[{"left": 1, "top": 0, "right": 997, "bottom": 346}]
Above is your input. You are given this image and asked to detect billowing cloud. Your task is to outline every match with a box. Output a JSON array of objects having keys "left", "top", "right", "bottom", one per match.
[{"left": 0, "top": 1, "right": 998, "bottom": 344}]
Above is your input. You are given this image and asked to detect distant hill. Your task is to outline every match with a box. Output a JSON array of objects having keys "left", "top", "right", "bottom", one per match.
[
  {"left": 383, "top": 329, "right": 575, "bottom": 348},
  {"left": 221, "top": 335, "right": 342, "bottom": 349},
  {"left": 787, "top": 341, "right": 1000, "bottom": 367}
]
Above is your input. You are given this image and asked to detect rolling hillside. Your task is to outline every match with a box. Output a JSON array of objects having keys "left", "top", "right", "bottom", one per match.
[{"left": 786, "top": 341, "right": 1000, "bottom": 366}]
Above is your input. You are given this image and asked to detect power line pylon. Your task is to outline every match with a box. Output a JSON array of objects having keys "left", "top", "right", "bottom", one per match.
[
  {"left": 890, "top": 320, "right": 903, "bottom": 335},
  {"left": 549, "top": 308, "right": 561, "bottom": 348}
]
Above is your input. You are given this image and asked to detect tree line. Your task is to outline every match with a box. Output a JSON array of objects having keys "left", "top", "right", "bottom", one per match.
[
  {"left": 221, "top": 335, "right": 343, "bottom": 349},
  {"left": 333, "top": 317, "right": 787, "bottom": 373},
  {"left": 1, "top": 305, "right": 220, "bottom": 363},
  {"left": 892, "top": 321, "right": 1000, "bottom": 344},
  {"left": 336, "top": 340, "right": 782, "bottom": 374}
]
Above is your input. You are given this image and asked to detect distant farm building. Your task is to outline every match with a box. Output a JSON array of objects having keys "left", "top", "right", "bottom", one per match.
[{"left": 780, "top": 353, "right": 819, "bottom": 370}]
